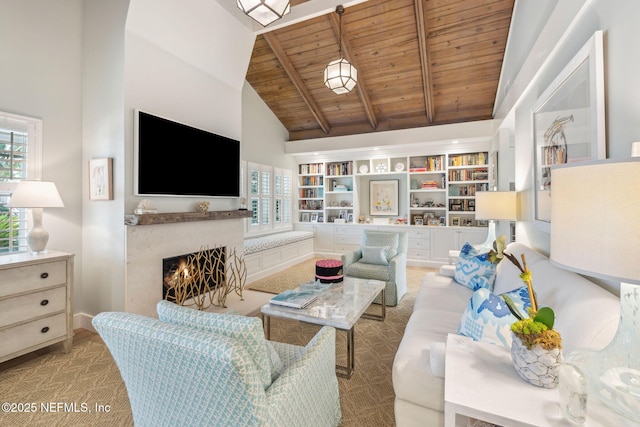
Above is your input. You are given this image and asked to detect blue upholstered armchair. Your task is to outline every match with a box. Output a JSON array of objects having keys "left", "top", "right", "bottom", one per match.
[
  {"left": 92, "top": 301, "right": 341, "bottom": 427},
  {"left": 341, "top": 230, "right": 408, "bottom": 306}
]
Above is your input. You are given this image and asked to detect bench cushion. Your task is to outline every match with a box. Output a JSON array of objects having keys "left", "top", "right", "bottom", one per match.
[{"left": 244, "top": 231, "right": 314, "bottom": 255}]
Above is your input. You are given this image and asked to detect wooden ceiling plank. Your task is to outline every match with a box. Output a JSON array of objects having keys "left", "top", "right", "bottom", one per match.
[
  {"left": 414, "top": 0, "right": 434, "bottom": 123},
  {"left": 328, "top": 11, "right": 378, "bottom": 130},
  {"left": 263, "top": 32, "right": 331, "bottom": 135}
]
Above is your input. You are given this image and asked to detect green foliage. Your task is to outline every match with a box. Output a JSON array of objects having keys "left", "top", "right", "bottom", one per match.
[{"left": 534, "top": 306, "right": 555, "bottom": 330}]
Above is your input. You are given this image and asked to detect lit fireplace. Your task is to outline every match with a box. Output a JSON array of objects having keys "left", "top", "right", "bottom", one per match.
[{"left": 162, "top": 247, "right": 225, "bottom": 302}]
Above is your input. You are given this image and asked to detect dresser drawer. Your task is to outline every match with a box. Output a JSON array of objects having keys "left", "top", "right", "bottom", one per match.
[
  {"left": 0, "top": 313, "right": 67, "bottom": 358},
  {"left": 0, "top": 261, "right": 67, "bottom": 298},
  {"left": 0, "top": 287, "right": 66, "bottom": 328}
]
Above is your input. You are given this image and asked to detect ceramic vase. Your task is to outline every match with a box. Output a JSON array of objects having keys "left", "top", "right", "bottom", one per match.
[{"left": 511, "top": 333, "right": 562, "bottom": 388}]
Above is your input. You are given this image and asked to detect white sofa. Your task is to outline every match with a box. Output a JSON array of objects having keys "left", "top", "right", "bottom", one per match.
[{"left": 392, "top": 242, "right": 621, "bottom": 427}]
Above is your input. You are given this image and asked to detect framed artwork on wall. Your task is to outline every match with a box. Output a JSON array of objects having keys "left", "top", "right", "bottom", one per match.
[
  {"left": 89, "top": 157, "right": 113, "bottom": 200},
  {"left": 532, "top": 31, "right": 605, "bottom": 231},
  {"left": 370, "top": 180, "right": 399, "bottom": 216}
]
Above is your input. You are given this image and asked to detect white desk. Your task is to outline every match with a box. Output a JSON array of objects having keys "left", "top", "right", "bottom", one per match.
[{"left": 444, "top": 334, "right": 637, "bottom": 427}]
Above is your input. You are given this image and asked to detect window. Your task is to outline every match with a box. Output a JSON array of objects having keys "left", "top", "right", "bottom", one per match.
[
  {"left": 273, "top": 167, "right": 292, "bottom": 229},
  {"left": 0, "top": 111, "right": 42, "bottom": 253},
  {"left": 246, "top": 162, "right": 292, "bottom": 235}
]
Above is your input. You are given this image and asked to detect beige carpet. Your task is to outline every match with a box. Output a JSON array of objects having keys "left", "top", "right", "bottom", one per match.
[{"left": 0, "top": 261, "right": 434, "bottom": 427}]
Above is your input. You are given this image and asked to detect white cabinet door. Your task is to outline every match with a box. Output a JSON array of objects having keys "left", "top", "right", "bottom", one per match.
[
  {"left": 431, "top": 228, "right": 458, "bottom": 263},
  {"left": 313, "top": 224, "right": 334, "bottom": 253},
  {"left": 431, "top": 227, "right": 488, "bottom": 263}
]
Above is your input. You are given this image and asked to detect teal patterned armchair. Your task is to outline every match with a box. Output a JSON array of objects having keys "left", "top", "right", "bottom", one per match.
[
  {"left": 341, "top": 230, "right": 408, "bottom": 306},
  {"left": 92, "top": 301, "right": 341, "bottom": 427}
]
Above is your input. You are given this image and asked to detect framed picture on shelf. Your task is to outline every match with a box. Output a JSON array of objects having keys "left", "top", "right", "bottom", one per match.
[
  {"left": 89, "top": 157, "right": 113, "bottom": 200},
  {"left": 318, "top": 215, "right": 324, "bottom": 223},
  {"left": 310, "top": 213, "right": 318, "bottom": 223},
  {"left": 347, "top": 213, "right": 354, "bottom": 222},
  {"left": 427, "top": 218, "right": 440, "bottom": 226},
  {"left": 301, "top": 213, "right": 310, "bottom": 222},
  {"left": 451, "top": 217, "right": 460, "bottom": 226},
  {"left": 339, "top": 209, "right": 347, "bottom": 219},
  {"left": 413, "top": 215, "right": 424, "bottom": 225},
  {"left": 532, "top": 31, "right": 605, "bottom": 230},
  {"left": 370, "top": 180, "right": 399, "bottom": 216}
]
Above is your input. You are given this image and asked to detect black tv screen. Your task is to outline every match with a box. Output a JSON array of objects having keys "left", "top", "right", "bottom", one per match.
[{"left": 134, "top": 110, "right": 240, "bottom": 197}]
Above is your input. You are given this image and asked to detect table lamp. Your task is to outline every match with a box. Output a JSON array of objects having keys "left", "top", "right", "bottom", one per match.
[
  {"left": 474, "top": 190, "right": 517, "bottom": 250},
  {"left": 8, "top": 180, "right": 64, "bottom": 253},
  {"left": 551, "top": 159, "right": 640, "bottom": 423}
]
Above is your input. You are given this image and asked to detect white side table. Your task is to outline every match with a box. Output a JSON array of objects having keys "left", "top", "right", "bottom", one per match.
[{"left": 443, "top": 334, "right": 636, "bottom": 427}]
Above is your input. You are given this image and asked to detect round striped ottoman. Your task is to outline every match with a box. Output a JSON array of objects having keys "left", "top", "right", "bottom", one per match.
[{"left": 315, "top": 259, "right": 344, "bottom": 283}]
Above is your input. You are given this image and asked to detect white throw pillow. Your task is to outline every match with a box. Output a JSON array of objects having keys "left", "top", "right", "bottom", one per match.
[{"left": 361, "top": 245, "right": 390, "bottom": 265}]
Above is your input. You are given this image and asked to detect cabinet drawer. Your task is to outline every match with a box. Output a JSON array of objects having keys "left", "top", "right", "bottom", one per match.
[
  {"left": 0, "top": 287, "right": 66, "bottom": 328},
  {"left": 409, "top": 229, "right": 431, "bottom": 240},
  {"left": 0, "top": 261, "right": 67, "bottom": 298},
  {"left": 0, "top": 313, "right": 67, "bottom": 358},
  {"left": 408, "top": 239, "right": 429, "bottom": 249},
  {"left": 335, "top": 235, "right": 360, "bottom": 245},
  {"left": 407, "top": 249, "right": 430, "bottom": 260}
]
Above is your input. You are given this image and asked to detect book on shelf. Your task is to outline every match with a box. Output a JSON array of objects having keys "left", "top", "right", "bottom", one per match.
[{"left": 269, "top": 289, "right": 319, "bottom": 309}]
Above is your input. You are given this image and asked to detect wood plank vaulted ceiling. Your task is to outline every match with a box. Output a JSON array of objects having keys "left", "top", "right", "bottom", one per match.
[{"left": 245, "top": 0, "right": 515, "bottom": 141}]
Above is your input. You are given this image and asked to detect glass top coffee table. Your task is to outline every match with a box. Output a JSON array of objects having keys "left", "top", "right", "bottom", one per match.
[{"left": 261, "top": 276, "right": 386, "bottom": 378}]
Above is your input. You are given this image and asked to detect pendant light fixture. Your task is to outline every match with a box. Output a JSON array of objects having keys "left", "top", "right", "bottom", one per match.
[
  {"left": 324, "top": 5, "right": 357, "bottom": 94},
  {"left": 237, "top": 0, "right": 291, "bottom": 27}
]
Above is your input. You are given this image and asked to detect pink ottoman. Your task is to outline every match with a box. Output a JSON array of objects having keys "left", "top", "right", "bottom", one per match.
[{"left": 315, "top": 259, "right": 344, "bottom": 283}]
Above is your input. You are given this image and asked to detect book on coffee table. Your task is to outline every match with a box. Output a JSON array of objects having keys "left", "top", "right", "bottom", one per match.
[{"left": 269, "top": 289, "right": 319, "bottom": 309}]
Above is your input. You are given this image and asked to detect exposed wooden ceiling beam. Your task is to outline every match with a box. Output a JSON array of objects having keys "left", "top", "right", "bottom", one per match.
[
  {"left": 263, "top": 32, "right": 331, "bottom": 134},
  {"left": 328, "top": 11, "right": 377, "bottom": 130},
  {"left": 414, "top": 0, "right": 434, "bottom": 123}
]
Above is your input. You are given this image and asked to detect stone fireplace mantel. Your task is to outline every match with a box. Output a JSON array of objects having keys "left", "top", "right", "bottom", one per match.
[{"left": 125, "top": 210, "right": 252, "bottom": 226}]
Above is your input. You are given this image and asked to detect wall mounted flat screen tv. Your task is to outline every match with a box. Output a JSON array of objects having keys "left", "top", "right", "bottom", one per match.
[{"left": 134, "top": 110, "right": 240, "bottom": 197}]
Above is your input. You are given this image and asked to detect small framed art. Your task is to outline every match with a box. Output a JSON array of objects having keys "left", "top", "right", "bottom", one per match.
[{"left": 89, "top": 158, "right": 113, "bottom": 200}]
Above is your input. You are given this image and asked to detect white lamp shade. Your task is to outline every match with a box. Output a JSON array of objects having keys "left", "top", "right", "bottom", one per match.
[
  {"left": 236, "top": 0, "right": 290, "bottom": 27},
  {"left": 324, "top": 58, "right": 358, "bottom": 94},
  {"left": 8, "top": 180, "right": 64, "bottom": 208},
  {"left": 550, "top": 159, "right": 640, "bottom": 284},
  {"left": 474, "top": 191, "right": 517, "bottom": 220}
]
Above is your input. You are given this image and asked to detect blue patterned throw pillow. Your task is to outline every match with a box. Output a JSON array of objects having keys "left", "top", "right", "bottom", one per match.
[
  {"left": 454, "top": 243, "right": 495, "bottom": 290},
  {"left": 457, "top": 285, "right": 531, "bottom": 348}
]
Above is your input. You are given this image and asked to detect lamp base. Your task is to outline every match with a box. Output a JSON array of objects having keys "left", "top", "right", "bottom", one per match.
[
  {"left": 477, "top": 220, "right": 497, "bottom": 252},
  {"left": 28, "top": 207, "right": 50, "bottom": 253}
]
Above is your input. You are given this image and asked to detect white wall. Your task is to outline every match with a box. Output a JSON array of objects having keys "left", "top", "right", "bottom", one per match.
[
  {"left": 0, "top": 0, "right": 84, "bottom": 305},
  {"left": 82, "top": 0, "right": 129, "bottom": 315},
  {"left": 241, "top": 83, "right": 296, "bottom": 170},
  {"left": 495, "top": 0, "right": 640, "bottom": 257}
]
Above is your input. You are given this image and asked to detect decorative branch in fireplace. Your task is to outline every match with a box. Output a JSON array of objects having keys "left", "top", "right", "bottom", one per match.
[{"left": 163, "top": 245, "right": 247, "bottom": 310}]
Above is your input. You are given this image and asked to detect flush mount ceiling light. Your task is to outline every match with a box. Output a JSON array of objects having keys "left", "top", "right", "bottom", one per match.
[
  {"left": 237, "top": 0, "right": 291, "bottom": 27},
  {"left": 324, "top": 5, "right": 357, "bottom": 95}
]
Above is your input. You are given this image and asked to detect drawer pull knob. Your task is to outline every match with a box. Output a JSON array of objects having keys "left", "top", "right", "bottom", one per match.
[
  {"left": 41, "top": 326, "right": 50, "bottom": 333},
  {"left": 41, "top": 299, "right": 49, "bottom": 306},
  {"left": 40, "top": 272, "right": 49, "bottom": 279}
]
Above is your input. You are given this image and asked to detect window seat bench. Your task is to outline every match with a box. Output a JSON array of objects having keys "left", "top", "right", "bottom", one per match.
[{"left": 244, "top": 231, "right": 315, "bottom": 283}]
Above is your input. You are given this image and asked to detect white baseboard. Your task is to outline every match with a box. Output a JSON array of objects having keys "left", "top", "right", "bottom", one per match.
[{"left": 74, "top": 312, "right": 96, "bottom": 333}]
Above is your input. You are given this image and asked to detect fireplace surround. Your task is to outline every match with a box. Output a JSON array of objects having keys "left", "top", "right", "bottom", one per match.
[{"left": 125, "top": 211, "right": 249, "bottom": 317}]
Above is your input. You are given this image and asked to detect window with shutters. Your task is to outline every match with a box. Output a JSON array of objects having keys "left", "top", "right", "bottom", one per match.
[
  {"left": 246, "top": 162, "right": 292, "bottom": 235},
  {"left": 0, "top": 111, "right": 42, "bottom": 253}
]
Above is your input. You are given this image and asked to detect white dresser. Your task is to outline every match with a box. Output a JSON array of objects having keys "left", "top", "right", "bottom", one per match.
[{"left": 0, "top": 251, "right": 74, "bottom": 363}]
